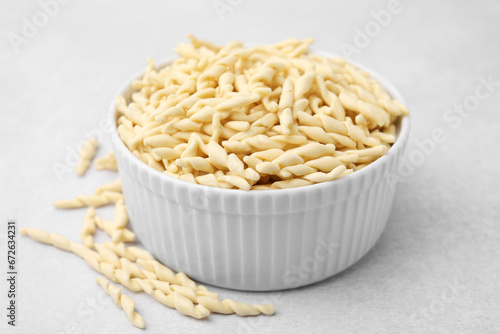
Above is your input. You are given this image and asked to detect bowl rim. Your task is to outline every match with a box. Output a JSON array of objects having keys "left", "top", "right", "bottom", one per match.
[{"left": 109, "top": 52, "right": 410, "bottom": 196}]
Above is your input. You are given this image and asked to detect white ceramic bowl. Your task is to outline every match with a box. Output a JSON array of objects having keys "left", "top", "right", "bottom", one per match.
[{"left": 109, "top": 55, "right": 410, "bottom": 291}]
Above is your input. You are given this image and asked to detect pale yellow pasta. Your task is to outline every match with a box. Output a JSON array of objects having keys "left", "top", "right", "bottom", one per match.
[
  {"left": 271, "top": 178, "right": 313, "bottom": 189},
  {"left": 149, "top": 290, "right": 210, "bottom": 319},
  {"left": 95, "top": 178, "right": 122, "bottom": 194},
  {"left": 207, "top": 141, "right": 229, "bottom": 169},
  {"left": 95, "top": 216, "right": 135, "bottom": 243},
  {"left": 287, "top": 143, "right": 336, "bottom": 159},
  {"left": 53, "top": 191, "right": 124, "bottom": 209},
  {"left": 76, "top": 138, "right": 98, "bottom": 176},
  {"left": 22, "top": 159, "right": 277, "bottom": 328},
  {"left": 81, "top": 207, "right": 96, "bottom": 248},
  {"left": 29, "top": 153, "right": 279, "bottom": 328},
  {"left": 102, "top": 241, "right": 154, "bottom": 263},
  {"left": 255, "top": 161, "right": 280, "bottom": 174},
  {"left": 94, "top": 151, "right": 118, "bottom": 171},
  {"left": 20, "top": 228, "right": 209, "bottom": 320},
  {"left": 88, "top": 256, "right": 211, "bottom": 319},
  {"left": 250, "top": 148, "right": 284, "bottom": 161},
  {"left": 279, "top": 164, "right": 317, "bottom": 177},
  {"left": 136, "top": 259, "right": 198, "bottom": 290},
  {"left": 216, "top": 173, "right": 251, "bottom": 190},
  {"left": 303, "top": 164, "right": 347, "bottom": 182},
  {"left": 96, "top": 277, "right": 145, "bottom": 329},
  {"left": 176, "top": 157, "right": 214, "bottom": 173},
  {"left": 118, "top": 266, "right": 271, "bottom": 317},
  {"left": 196, "top": 296, "right": 274, "bottom": 316},
  {"left": 195, "top": 174, "right": 221, "bottom": 187},
  {"left": 305, "top": 156, "right": 343, "bottom": 172},
  {"left": 19, "top": 228, "right": 100, "bottom": 261},
  {"left": 114, "top": 199, "right": 129, "bottom": 229},
  {"left": 115, "top": 36, "right": 407, "bottom": 190}
]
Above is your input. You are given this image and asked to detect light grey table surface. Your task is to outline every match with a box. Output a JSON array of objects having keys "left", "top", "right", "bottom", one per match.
[{"left": 1, "top": 0, "right": 499, "bottom": 333}]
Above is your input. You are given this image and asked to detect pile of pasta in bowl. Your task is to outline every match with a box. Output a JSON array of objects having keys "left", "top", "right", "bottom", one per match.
[{"left": 116, "top": 35, "right": 408, "bottom": 190}]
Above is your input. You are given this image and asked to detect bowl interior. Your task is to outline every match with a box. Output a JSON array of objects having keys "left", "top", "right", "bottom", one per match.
[{"left": 110, "top": 53, "right": 410, "bottom": 195}]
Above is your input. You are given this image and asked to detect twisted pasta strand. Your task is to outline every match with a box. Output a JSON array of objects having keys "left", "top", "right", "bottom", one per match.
[
  {"left": 19, "top": 227, "right": 99, "bottom": 261},
  {"left": 197, "top": 296, "right": 275, "bottom": 316},
  {"left": 113, "top": 199, "right": 128, "bottom": 228},
  {"left": 76, "top": 138, "right": 98, "bottom": 176},
  {"left": 19, "top": 228, "right": 131, "bottom": 285},
  {"left": 136, "top": 259, "right": 198, "bottom": 290},
  {"left": 96, "top": 277, "right": 145, "bottom": 329},
  {"left": 112, "top": 269, "right": 210, "bottom": 319},
  {"left": 80, "top": 207, "right": 96, "bottom": 248},
  {"left": 53, "top": 191, "right": 124, "bottom": 209},
  {"left": 102, "top": 242, "right": 154, "bottom": 263},
  {"left": 94, "top": 151, "right": 118, "bottom": 171},
  {"left": 95, "top": 178, "right": 122, "bottom": 194},
  {"left": 153, "top": 290, "right": 210, "bottom": 319}
]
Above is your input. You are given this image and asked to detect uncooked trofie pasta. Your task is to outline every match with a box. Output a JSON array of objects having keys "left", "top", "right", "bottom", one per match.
[
  {"left": 76, "top": 138, "right": 98, "bottom": 176},
  {"left": 94, "top": 151, "right": 118, "bottom": 171},
  {"left": 96, "top": 277, "right": 146, "bottom": 329},
  {"left": 116, "top": 36, "right": 408, "bottom": 191},
  {"left": 22, "top": 162, "right": 275, "bottom": 328}
]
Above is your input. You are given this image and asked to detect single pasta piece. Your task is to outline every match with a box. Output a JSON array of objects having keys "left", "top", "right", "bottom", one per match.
[
  {"left": 19, "top": 228, "right": 120, "bottom": 284},
  {"left": 114, "top": 199, "right": 129, "bottom": 229},
  {"left": 76, "top": 138, "right": 98, "bottom": 176},
  {"left": 95, "top": 277, "right": 145, "bottom": 329},
  {"left": 19, "top": 227, "right": 100, "bottom": 261},
  {"left": 53, "top": 191, "right": 124, "bottom": 209},
  {"left": 80, "top": 207, "right": 96, "bottom": 248},
  {"left": 196, "top": 296, "right": 274, "bottom": 316},
  {"left": 302, "top": 164, "right": 347, "bottom": 183},
  {"left": 94, "top": 151, "right": 118, "bottom": 171},
  {"left": 95, "top": 178, "right": 122, "bottom": 194}
]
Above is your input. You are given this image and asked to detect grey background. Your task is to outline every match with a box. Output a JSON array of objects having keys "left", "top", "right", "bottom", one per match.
[{"left": 1, "top": 0, "right": 499, "bottom": 333}]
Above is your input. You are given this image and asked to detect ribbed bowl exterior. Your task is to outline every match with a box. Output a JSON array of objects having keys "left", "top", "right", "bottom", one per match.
[{"left": 110, "top": 57, "right": 410, "bottom": 291}]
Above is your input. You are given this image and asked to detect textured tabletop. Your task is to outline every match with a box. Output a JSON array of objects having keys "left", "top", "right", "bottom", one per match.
[{"left": 1, "top": 0, "right": 499, "bottom": 333}]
